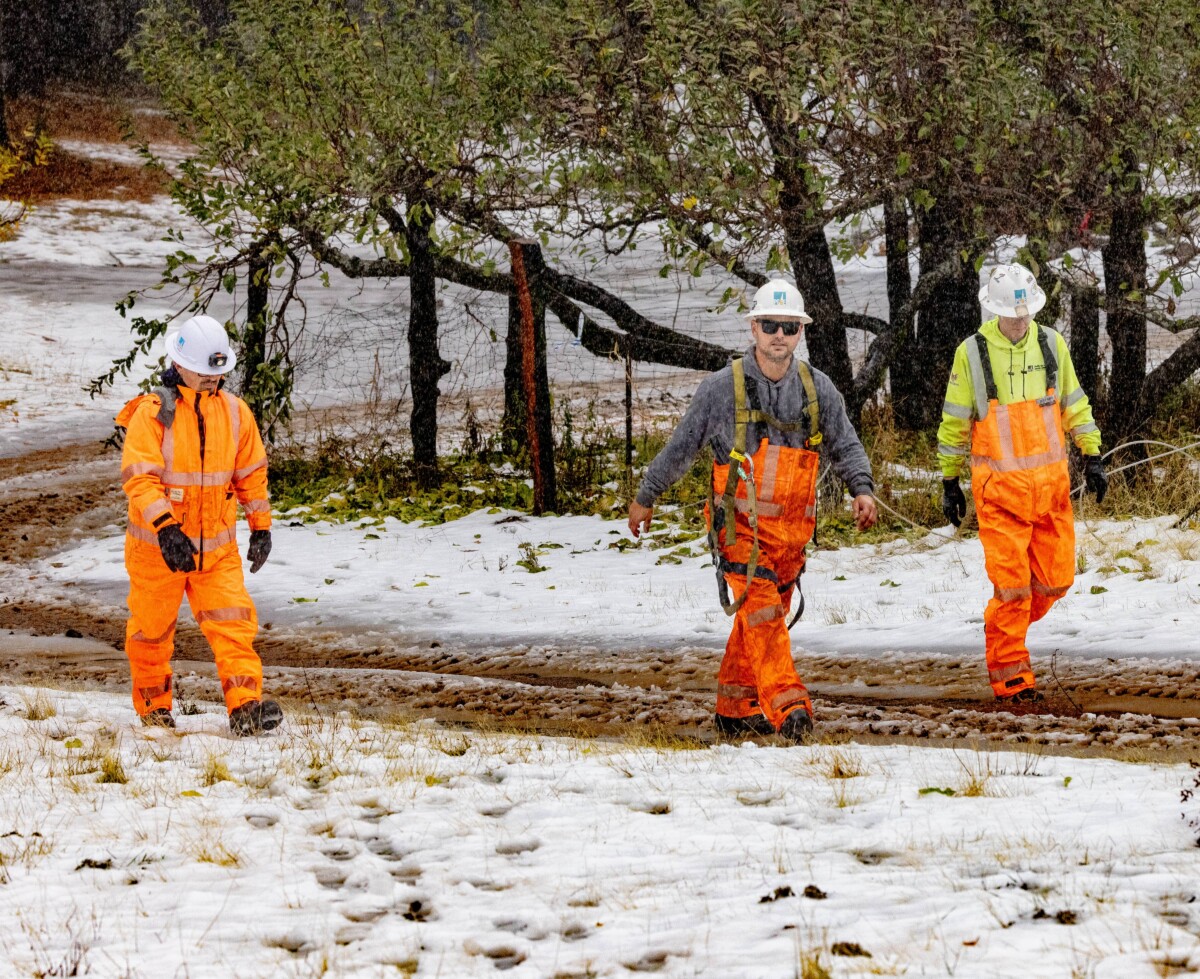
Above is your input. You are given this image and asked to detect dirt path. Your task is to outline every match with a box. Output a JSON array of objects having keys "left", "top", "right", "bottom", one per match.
[{"left": 4, "top": 443, "right": 1200, "bottom": 755}]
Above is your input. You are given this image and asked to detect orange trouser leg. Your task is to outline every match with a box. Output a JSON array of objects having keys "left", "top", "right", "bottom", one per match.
[
  {"left": 184, "top": 546, "right": 263, "bottom": 713},
  {"left": 125, "top": 542, "right": 187, "bottom": 716},
  {"left": 715, "top": 575, "right": 810, "bottom": 729},
  {"left": 1029, "top": 499, "right": 1075, "bottom": 625},
  {"left": 976, "top": 496, "right": 1037, "bottom": 696}
]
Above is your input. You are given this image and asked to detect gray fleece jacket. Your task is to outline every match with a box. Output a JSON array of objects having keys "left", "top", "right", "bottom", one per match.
[{"left": 635, "top": 347, "right": 874, "bottom": 506}]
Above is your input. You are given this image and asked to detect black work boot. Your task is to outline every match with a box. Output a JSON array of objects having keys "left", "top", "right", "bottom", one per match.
[
  {"left": 714, "top": 713, "right": 775, "bottom": 740},
  {"left": 997, "top": 687, "right": 1044, "bottom": 704},
  {"left": 229, "top": 699, "right": 284, "bottom": 737},
  {"left": 777, "top": 707, "right": 815, "bottom": 745},
  {"left": 141, "top": 708, "right": 176, "bottom": 729}
]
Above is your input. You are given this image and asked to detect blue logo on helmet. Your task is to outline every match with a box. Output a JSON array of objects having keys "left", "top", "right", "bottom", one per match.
[
  {"left": 773, "top": 291, "right": 787, "bottom": 305},
  {"left": 1014, "top": 288, "right": 1027, "bottom": 301}
]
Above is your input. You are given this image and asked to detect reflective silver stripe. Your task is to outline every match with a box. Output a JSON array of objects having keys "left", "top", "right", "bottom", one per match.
[
  {"left": 1041, "top": 401, "right": 1065, "bottom": 455},
  {"left": 234, "top": 458, "right": 267, "bottom": 481},
  {"left": 162, "top": 470, "right": 235, "bottom": 487},
  {"left": 735, "top": 498, "right": 781, "bottom": 517},
  {"left": 994, "top": 585, "right": 1032, "bottom": 601},
  {"left": 1031, "top": 579, "right": 1070, "bottom": 598},
  {"left": 942, "top": 400, "right": 973, "bottom": 419},
  {"left": 717, "top": 683, "right": 757, "bottom": 700},
  {"left": 196, "top": 606, "right": 254, "bottom": 625},
  {"left": 971, "top": 445, "right": 1066, "bottom": 473},
  {"left": 127, "top": 525, "right": 237, "bottom": 553},
  {"left": 162, "top": 424, "right": 175, "bottom": 476},
  {"left": 221, "top": 675, "right": 260, "bottom": 695},
  {"left": 760, "top": 445, "right": 781, "bottom": 503},
  {"left": 1061, "top": 387, "right": 1085, "bottom": 408},
  {"left": 131, "top": 623, "right": 176, "bottom": 645},
  {"left": 770, "top": 688, "right": 809, "bottom": 712},
  {"left": 122, "top": 462, "right": 164, "bottom": 482},
  {"left": 988, "top": 658, "right": 1033, "bottom": 685},
  {"left": 939, "top": 443, "right": 969, "bottom": 456},
  {"left": 242, "top": 498, "right": 271, "bottom": 514},
  {"left": 1070, "top": 422, "right": 1099, "bottom": 435},
  {"left": 804, "top": 504, "right": 816, "bottom": 518},
  {"left": 222, "top": 391, "right": 241, "bottom": 452},
  {"left": 996, "top": 404, "right": 1016, "bottom": 461},
  {"left": 963, "top": 338, "right": 992, "bottom": 420},
  {"left": 747, "top": 603, "right": 785, "bottom": 627},
  {"left": 142, "top": 498, "right": 173, "bottom": 524}
]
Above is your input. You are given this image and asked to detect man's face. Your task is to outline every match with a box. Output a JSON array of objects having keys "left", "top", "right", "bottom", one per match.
[
  {"left": 751, "top": 316, "right": 804, "bottom": 364},
  {"left": 176, "top": 364, "right": 222, "bottom": 393}
]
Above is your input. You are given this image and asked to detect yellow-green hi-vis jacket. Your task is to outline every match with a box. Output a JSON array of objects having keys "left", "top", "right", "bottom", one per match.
[{"left": 937, "top": 318, "right": 1102, "bottom": 479}]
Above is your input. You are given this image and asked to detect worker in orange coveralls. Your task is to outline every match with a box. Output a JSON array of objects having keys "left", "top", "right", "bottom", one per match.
[
  {"left": 115, "top": 315, "right": 283, "bottom": 736},
  {"left": 627, "top": 280, "right": 877, "bottom": 743},
  {"left": 938, "top": 263, "right": 1106, "bottom": 704}
]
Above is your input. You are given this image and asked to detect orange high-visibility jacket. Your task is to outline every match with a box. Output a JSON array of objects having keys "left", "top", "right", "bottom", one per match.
[{"left": 116, "top": 385, "right": 271, "bottom": 568}]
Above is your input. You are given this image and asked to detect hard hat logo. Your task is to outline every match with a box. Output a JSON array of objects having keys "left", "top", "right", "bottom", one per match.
[
  {"left": 773, "top": 291, "right": 787, "bottom": 305},
  {"left": 165, "top": 315, "right": 238, "bottom": 375}
]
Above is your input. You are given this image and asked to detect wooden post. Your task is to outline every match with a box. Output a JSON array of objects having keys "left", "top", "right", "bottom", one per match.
[{"left": 508, "top": 238, "right": 556, "bottom": 514}]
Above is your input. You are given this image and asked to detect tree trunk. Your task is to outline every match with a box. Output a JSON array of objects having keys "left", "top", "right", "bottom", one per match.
[
  {"left": 6, "top": 5, "right": 49, "bottom": 97},
  {"left": 1068, "top": 284, "right": 1101, "bottom": 405},
  {"left": 883, "top": 197, "right": 922, "bottom": 429},
  {"left": 0, "top": 85, "right": 8, "bottom": 148},
  {"left": 910, "top": 196, "right": 980, "bottom": 429},
  {"left": 1100, "top": 180, "right": 1148, "bottom": 442},
  {"left": 407, "top": 202, "right": 450, "bottom": 485},
  {"left": 787, "top": 225, "right": 853, "bottom": 393},
  {"left": 241, "top": 247, "right": 269, "bottom": 425},
  {"left": 508, "top": 239, "right": 557, "bottom": 513}
]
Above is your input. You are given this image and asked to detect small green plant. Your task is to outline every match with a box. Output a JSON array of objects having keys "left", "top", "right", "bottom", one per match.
[{"left": 516, "top": 541, "right": 548, "bottom": 573}]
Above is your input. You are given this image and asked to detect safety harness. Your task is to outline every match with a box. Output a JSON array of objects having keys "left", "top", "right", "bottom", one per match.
[{"left": 707, "top": 357, "right": 821, "bottom": 625}]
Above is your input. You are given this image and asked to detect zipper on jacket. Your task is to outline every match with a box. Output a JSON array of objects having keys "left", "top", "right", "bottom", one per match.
[{"left": 196, "top": 390, "right": 207, "bottom": 572}]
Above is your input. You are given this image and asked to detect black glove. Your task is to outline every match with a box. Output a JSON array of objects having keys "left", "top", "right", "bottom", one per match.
[
  {"left": 942, "top": 477, "right": 968, "bottom": 527},
  {"left": 157, "top": 524, "right": 197, "bottom": 573},
  {"left": 246, "top": 529, "right": 272, "bottom": 573},
  {"left": 1084, "top": 456, "right": 1108, "bottom": 504}
]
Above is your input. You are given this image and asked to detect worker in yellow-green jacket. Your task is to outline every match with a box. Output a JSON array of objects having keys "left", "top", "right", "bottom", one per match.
[{"left": 937, "top": 263, "right": 1106, "bottom": 704}]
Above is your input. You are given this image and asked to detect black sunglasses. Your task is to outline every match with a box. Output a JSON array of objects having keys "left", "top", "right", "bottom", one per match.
[
  {"left": 208, "top": 351, "right": 229, "bottom": 369},
  {"left": 757, "top": 318, "right": 802, "bottom": 337}
]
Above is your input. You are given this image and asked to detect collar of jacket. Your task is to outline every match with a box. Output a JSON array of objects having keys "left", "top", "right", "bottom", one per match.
[{"left": 979, "top": 317, "right": 1042, "bottom": 352}]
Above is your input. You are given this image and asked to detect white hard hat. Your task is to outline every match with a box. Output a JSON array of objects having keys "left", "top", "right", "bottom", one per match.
[
  {"left": 164, "top": 315, "right": 237, "bottom": 375},
  {"left": 979, "top": 263, "right": 1046, "bottom": 318},
  {"left": 744, "top": 278, "right": 813, "bottom": 323}
]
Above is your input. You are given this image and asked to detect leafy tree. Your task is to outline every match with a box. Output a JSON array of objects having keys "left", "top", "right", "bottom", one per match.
[{"left": 123, "top": 0, "right": 733, "bottom": 483}]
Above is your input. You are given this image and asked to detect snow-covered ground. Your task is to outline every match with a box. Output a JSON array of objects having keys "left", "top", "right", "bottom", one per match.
[
  {"left": 4, "top": 155, "right": 1200, "bottom": 976},
  {"left": 1, "top": 684, "right": 1197, "bottom": 978}
]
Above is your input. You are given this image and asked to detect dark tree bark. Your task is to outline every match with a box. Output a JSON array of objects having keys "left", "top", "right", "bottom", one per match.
[
  {"left": 908, "top": 196, "right": 980, "bottom": 429},
  {"left": 407, "top": 201, "right": 451, "bottom": 485},
  {"left": 1100, "top": 177, "right": 1148, "bottom": 441},
  {"left": 1068, "top": 284, "right": 1101, "bottom": 404},
  {"left": 6, "top": 4, "right": 49, "bottom": 97},
  {"left": 0, "top": 75, "right": 8, "bottom": 146},
  {"left": 787, "top": 224, "right": 854, "bottom": 393},
  {"left": 883, "top": 197, "right": 921, "bottom": 428},
  {"left": 240, "top": 245, "right": 270, "bottom": 424}
]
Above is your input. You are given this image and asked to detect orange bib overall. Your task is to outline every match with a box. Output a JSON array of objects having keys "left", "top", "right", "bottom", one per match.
[
  {"left": 705, "top": 358, "right": 820, "bottom": 730},
  {"left": 968, "top": 333, "right": 1074, "bottom": 697}
]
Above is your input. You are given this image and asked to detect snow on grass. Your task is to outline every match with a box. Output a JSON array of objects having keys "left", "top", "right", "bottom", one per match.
[
  {"left": 29, "top": 507, "right": 1200, "bottom": 667},
  {"left": 0, "top": 684, "right": 1196, "bottom": 977}
]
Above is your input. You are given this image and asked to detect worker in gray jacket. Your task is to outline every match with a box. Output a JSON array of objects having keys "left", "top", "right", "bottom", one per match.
[{"left": 628, "top": 279, "right": 876, "bottom": 743}]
